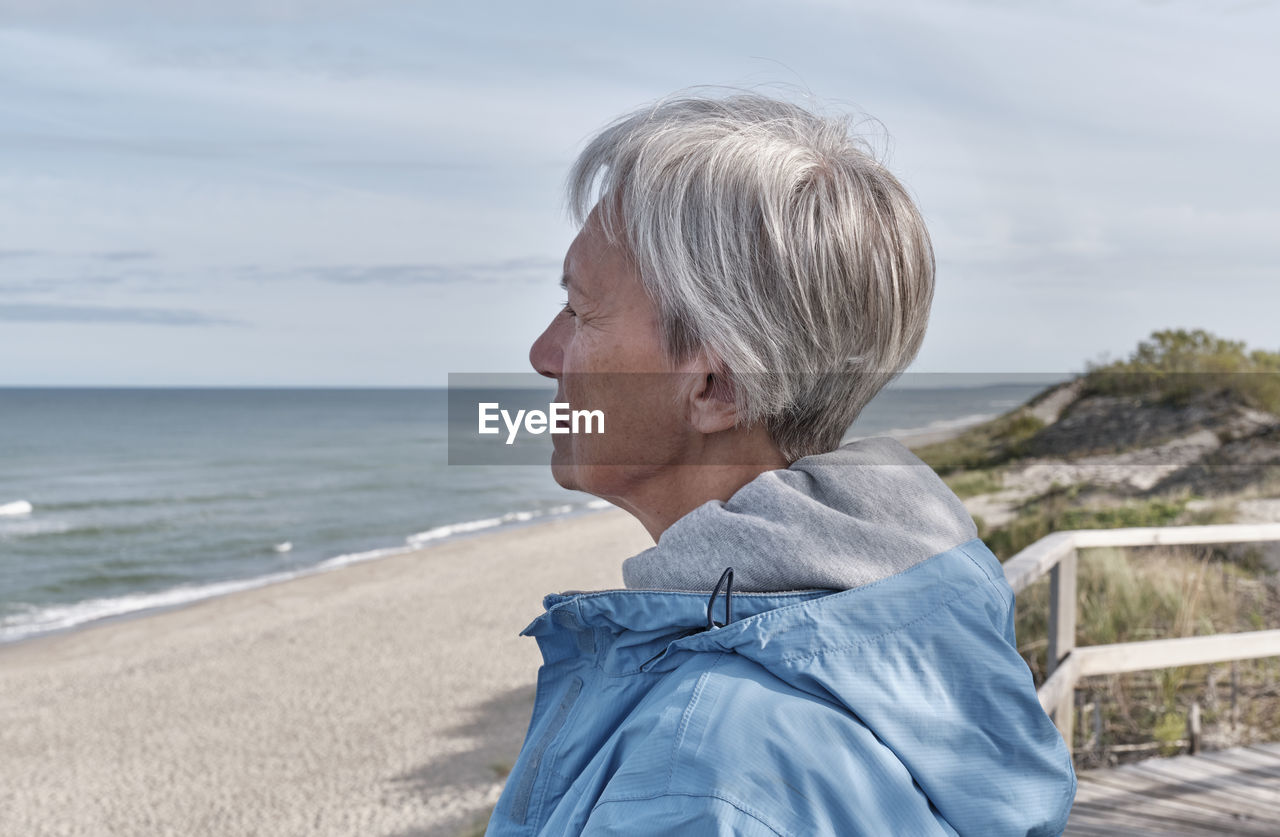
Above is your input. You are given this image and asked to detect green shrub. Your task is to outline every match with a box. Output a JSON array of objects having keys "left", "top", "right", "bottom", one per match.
[
  {"left": 1152, "top": 710, "right": 1186, "bottom": 757},
  {"left": 1083, "top": 328, "right": 1280, "bottom": 412}
]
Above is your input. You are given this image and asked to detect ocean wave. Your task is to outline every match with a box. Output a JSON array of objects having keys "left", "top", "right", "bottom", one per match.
[
  {"left": 409, "top": 514, "right": 509, "bottom": 547},
  {"left": 35, "top": 571, "right": 189, "bottom": 595},
  {"left": 0, "top": 518, "right": 72, "bottom": 539},
  {"left": 0, "top": 498, "right": 613, "bottom": 644},
  {"left": 319, "top": 501, "right": 608, "bottom": 571},
  {"left": 40, "top": 491, "right": 268, "bottom": 512},
  {"left": 314, "top": 545, "right": 414, "bottom": 572},
  {"left": 0, "top": 571, "right": 302, "bottom": 644},
  {"left": 403, "top": 502, "right": 603, "bottom": 548},
  {"left": 0, "top": 519, "right": 164, "bottom": 540},
  {"left": 0, "top": 500, "right": 33, "bottom": 517}
]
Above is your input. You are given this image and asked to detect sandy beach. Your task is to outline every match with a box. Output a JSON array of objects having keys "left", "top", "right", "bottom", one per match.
[{"left": 0, "top": 509, "right": 653, "bottom": 837}]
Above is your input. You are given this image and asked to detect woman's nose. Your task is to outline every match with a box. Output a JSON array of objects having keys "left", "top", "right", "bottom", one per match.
[{"left": 529, "top": 315, "right": 564, "bottom": 380}]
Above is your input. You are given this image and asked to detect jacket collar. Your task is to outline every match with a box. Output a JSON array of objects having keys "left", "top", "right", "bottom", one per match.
[{"left": 521, "top": 587, "right": 832, "bottom": 675}]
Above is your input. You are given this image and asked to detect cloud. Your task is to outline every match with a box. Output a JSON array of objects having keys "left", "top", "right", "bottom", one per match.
[
  {"left": 0, "top": 250, "right": 155, "bottom": 266},
  {"left": 0, "top": 276, "right": 134, "bottom": 294},
  {"left": 0, "top": 302, "right": 240, "bottom": 325},
  {"left": 301, "top": 257, "right": 562, "bottom": 285},
  {"left": 93, "top": 250, "right": 156, "bottom": 262},
  {"left": 0, "top": 0, "right": 1275, "bottom": 385},
  {"left": 0, "top": 0, "right": 385, "bottom": 23}
]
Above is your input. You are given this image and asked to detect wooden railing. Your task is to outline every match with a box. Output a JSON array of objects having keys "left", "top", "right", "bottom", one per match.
[{"left": 1002, "top": 523, "right": 1280, "bottom": 748}]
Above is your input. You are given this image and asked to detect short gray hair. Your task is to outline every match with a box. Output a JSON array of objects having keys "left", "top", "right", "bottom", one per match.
[{"left": 567, "top": 92, "right": 935, "bottom": 462}]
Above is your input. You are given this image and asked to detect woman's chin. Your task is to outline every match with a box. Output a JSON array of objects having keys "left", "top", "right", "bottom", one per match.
[{"left": 549, "top": 450, "right": 579, "bottom": 492}]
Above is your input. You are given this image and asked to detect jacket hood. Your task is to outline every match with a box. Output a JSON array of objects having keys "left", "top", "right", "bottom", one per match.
[
  {"left": 524, "top": 437, "right": 1075, "bottom": 835},
  {"left": 622, "top": 436, "right": 979, "bottom": 592}
]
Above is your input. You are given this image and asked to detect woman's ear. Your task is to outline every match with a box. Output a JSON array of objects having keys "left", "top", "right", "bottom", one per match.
[
  {"left": 688, "top": 368, "right": 740, "bottom": 435},
  {"left": 671, "top": 350, "right": 739, "bottom": 434}
]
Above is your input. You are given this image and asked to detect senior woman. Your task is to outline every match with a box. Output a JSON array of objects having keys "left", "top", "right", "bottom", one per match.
[{"left": 487, "top": 93, "right": 1076, "bottom": 836}]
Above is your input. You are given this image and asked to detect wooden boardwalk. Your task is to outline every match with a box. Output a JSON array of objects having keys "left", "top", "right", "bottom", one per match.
[{"left": 1065, "top": 742, "right": 1280, "bottom": 835}]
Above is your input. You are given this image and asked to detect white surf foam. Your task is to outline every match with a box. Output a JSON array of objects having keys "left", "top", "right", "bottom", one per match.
[
  {"left": 0, "top": 498, "right": 614, "bottom": 644},
  {"left": 402, "top": 501, "right": 610, "bottom": 549},
  {"left": 0, "top": 500, "right": 33, "bottom": 517},
  {"left": 405, "top": 515, "right": 506, "bottom": 547},
  {"left": 0, "top": 570, "right": 303, "bottom": 644},
  {"left": 315, "top": 545, "right": 412, "bottom": 572},
  {"left": 321, "top": 501, "right": 607, "bottom": 571}
]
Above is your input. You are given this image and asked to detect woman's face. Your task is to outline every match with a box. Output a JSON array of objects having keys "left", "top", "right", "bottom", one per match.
[{"left": 528, "top": 212, "right": 696, "bottom": 504}]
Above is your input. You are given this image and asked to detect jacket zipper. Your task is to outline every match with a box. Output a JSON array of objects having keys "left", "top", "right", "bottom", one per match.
[{"left": 508, "top": 675, "right": 583, "bottom": 827}]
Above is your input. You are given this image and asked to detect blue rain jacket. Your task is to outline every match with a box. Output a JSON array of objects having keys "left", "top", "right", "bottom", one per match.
[{"left": 487, "top": 439, "right": 1077, "bottom": 835}]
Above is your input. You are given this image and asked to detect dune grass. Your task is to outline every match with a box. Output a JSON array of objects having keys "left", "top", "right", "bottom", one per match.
[
  {"left": 911, "top": 410, "right": 1045, "bottom": 476},
  {"left": 941, "top": 468, "right": 1004, "bottom": 498},
  {"left": 979, "top": 486, "right": 1193, "bottom": 560}
]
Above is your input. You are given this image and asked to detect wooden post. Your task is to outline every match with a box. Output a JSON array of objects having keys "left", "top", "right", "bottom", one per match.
[
  {"left": 1075, "top": 692, "right": 1086, "bottom": 754},
  {"left": 1188, "top": 701, "right": 1201, "bottom": 755},
  {"left": 1047, "top": 549, "right": 1077, "bottom": 743},
  {"left": 1231, "top": 660, "right": 1239, "bottom": 728},
  {"left": 1093, "top": 698, "right": 1103, "bottom": 761},
  {"left": 1047, "top": 549, "right": 1077, "bottom": 676}
]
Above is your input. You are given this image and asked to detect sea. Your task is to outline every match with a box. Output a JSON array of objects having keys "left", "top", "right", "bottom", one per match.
[{"left": 0, "top": 381, "right": 1058, "bottom": 644}]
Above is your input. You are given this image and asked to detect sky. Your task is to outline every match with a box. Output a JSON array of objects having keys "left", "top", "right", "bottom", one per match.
[{"left": 1, "top": 0, "right": 1276, "bottom": 386}]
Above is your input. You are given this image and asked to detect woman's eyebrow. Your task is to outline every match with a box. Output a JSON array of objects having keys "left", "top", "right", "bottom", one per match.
[{"left": 560, "top": 273, "right": 585, "bottom": 296}]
